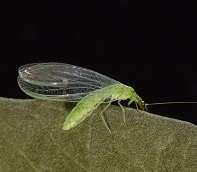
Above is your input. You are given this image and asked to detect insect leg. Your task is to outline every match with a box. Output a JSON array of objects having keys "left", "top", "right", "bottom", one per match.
[
  {"left": 118, "top": 100, "right": 127, "bottom": 126},
  {"left": 134, "top": 101, "right": 139, "bottom": 109},
  {"left": 100, "top": 102, "right": 113, "bottom": 134}
]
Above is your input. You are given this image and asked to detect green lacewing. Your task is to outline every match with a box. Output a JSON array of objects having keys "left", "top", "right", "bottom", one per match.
[{"left": 18, "top": 62, "right": 146, "bottom": 132}]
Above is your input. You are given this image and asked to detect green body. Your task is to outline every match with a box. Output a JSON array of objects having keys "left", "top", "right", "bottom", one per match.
[{"left": 63, "top": 83, "right": 143, "bottom": 130}]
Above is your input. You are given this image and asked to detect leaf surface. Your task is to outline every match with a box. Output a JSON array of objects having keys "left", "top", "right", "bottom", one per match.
[{"left": 0, "top": 98, "right": 196, "bottom": 172}]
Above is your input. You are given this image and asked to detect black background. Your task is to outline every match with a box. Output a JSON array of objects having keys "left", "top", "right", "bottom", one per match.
[{"left": 1, "top": 1, "right": 197, "bottom": 124}]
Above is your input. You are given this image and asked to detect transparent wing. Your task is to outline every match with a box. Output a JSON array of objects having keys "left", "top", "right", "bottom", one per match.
[{"left": 18, "top": 62, "right": 119, "bottom": 102}]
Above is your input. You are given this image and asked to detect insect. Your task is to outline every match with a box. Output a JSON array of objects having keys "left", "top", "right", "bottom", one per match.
[{"left": 18, "top": 62, "right": 146, "bottom": 133}]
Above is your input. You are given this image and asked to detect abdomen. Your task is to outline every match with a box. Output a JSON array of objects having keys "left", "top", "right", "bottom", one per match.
[{"left": 63, "top": 87, "right": 112, "bottom": 130}]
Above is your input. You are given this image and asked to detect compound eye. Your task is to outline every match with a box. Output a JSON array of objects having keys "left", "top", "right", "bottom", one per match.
[{"left": 141, "top": 101, "right": 145, "bottom": 110}]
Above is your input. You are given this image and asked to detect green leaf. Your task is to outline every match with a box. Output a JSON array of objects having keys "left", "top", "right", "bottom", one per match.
[{"left": 0, "top": 97, "right": 196, "bottom": 172}]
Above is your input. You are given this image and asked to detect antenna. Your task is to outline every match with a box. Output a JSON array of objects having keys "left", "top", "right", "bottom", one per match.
[{"left": 146, "top": 101, "right": 197, "bottom": 106}]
